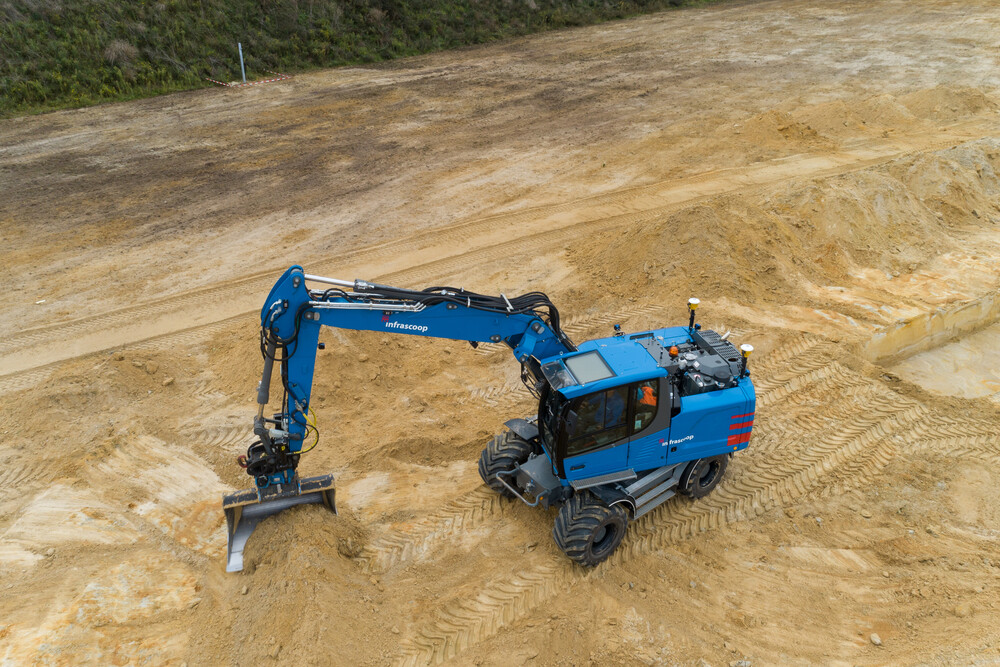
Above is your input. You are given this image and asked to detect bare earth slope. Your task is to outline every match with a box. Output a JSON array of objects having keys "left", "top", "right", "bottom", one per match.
[{"left": 2, "top": 1, "right": 1000, "bottom": 665}]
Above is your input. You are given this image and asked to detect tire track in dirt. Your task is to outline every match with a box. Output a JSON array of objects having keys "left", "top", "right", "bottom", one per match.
[
  {"left": 464, "top": 383, "right": 529, "bottom": 408},
  {"left": 364, "top": 335, "right": 836, "bottom": 577},
  {"left": 904, "top": 417, "right": 1000, "bottom": 443},
  {"left": 620, "top": 389, "right": 926, "bottom": 544},
  {"left": 356, "top": 487, "right": 511, "bottom": 574},
  {"left": 362, "top": 336, "right": 851, "bottom": 580},
  {"left": 395, "top": 559, "right": 577, "bottom": 667},
  {"left": 751, "top": 380, "right": 887, "bottom": 455},
  {"left": 189, "top": 377, "right": 230, "bottom": 403},
  {"left": 750, "top": 336, "right": 837, "bottom": 378},
  {"left": 799, "top": 418, "right": 1000, "bottom": 500},
  {"left": 392, "top": 347, "right": 1000, "bottom": 665},
  {"left": 0, "top": 437, "right": 226, "bottom": 569},
  {"left": 751, "top": 347, "right": 843, "bottom": 398},
  {"left": 703, "top": 403, "right": 928, "bottom": 525},
  {"left": 389, "top": 346, "right": 931, "bottom": 665},
  {"left": 0, "top": 315, "right": 251, "bottom": 395},
  {"left": 86, "top": 436, "right": 227, "bottom": 559},
  {"left": 1, "top": 287, "right": 252, "bottom": 355},
  {"left": 0, "top": 459, "right": 59, "bottom": 504},
  {"left": 904, "top": 424, "right": 1000, "bottom": 466},
  {"left": 0, "top": 132, "right": 972, "bottom": 380},
  {"left": 755, "top": 363, "right": 872, "bottom": 409},
  {"left": 393, "top": 406, "right": 917, "bottom": 665},
  {"left": 182, "top": 424, "right": 254, "bottom": 451},
  {"left": 815, "top": 436, "right": 901, "bottom": 500},
  {"left": 0, "top": 366, "right": 57, "bottom": 396}
]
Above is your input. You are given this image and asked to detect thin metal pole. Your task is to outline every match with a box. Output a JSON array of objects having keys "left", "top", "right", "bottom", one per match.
[{"left": 238, "top": 42, "right": 246, "bottom": 83}]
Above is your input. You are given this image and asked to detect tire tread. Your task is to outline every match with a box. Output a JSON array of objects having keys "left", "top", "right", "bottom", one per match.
[
  {"left": 552, "top": 491, "right": 628, "bottom": 566},
  {"left": 478, "top": 432, "right": 532, "bottom": 497}
]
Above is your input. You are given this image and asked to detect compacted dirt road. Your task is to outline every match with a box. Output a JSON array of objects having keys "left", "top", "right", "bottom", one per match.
[{"left": 2, "top": 0, "right": 1000, "bottom": 664}]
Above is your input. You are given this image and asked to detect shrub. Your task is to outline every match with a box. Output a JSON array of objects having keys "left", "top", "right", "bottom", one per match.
[{"left": 103, "top": 39, "right": 139, "bottom": 66}]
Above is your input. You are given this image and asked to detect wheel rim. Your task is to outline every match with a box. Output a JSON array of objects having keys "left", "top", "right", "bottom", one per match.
[
  {"left": 697, "top": 461, "right": 720, "bottom": 489},
  {"left": 592, "top": 521, "right": 617, "bottom": 555}
]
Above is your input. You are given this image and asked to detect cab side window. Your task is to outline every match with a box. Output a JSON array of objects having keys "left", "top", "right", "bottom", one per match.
[
  {"left": 633, "top": 380, "right": 658, "bottom": 433},
  {"left": 566, "top": 385, "right": 629, "bottom": 456}
]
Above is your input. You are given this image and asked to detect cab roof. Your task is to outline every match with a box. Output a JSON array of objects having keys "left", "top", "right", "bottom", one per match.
[{"left": 540, "top": 326, "right": 694, "bottom": 399}]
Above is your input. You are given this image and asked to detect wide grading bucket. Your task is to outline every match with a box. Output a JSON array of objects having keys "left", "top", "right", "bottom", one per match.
[{"left": 222, "top": 473, "right": 336, "bottom": 572}]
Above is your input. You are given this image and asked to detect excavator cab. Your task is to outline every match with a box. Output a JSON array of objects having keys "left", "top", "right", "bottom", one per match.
[
  {"left": 561, "top": 382, "right": 660, "bottom": 474},
  {"left": 481, "top": 321, "right": 756, "bottom": 566}
]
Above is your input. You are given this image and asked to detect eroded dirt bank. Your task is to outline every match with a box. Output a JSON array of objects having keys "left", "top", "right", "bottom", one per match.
[{"left": 2, "top": 0, "right": 1000, "bottom": 665}]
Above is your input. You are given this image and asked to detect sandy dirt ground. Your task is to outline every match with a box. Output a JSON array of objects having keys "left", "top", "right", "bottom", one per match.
[{"left": 3, "top": 0, "right": 1000, "bottom": 664}]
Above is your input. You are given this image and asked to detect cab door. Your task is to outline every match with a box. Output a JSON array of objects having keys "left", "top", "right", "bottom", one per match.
[
  {"left": 626, "top": 378, "right": 672, "bottom": 473},
  {"left": 559, "top": 385, "right": 630, "bottom": 482}
]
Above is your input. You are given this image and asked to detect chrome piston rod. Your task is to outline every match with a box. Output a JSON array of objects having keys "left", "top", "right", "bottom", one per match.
[{"left": 303, "top": 273, "right": 355, "bottom": 288}]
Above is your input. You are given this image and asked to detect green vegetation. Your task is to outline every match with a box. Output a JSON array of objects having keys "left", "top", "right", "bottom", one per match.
[{"left": 1, "top": 0, "right": 706, "bottom": 117}]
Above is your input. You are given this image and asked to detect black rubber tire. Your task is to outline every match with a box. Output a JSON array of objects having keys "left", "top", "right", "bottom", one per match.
[
  {"left": 478, "top": 431, "right": 532, "bottom": 497},
  {"left": 553, "top": 491, "right": 629, "bottom": 567},
  {"left": 679, "top": 455, "right": 729, "bottom": 499}
]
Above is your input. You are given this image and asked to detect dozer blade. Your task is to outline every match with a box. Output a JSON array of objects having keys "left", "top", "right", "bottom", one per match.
[{"left": 222, "top": 473, "right": 336, "bottom": 572}]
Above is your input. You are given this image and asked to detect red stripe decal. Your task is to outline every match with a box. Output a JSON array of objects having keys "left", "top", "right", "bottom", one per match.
[
  {"left": 731, "top": 412, "right": 755, "bottom": 420},
  {"left": 727, "top": 431, "right": 752, "bottom": 446},
  {"left": 729, "top": 420, "right": 754, "bottom": 430}
]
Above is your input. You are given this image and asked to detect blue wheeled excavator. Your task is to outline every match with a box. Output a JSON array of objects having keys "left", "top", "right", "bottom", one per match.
[{"left": 222, "top": 265, "right": 756, "bottom": 571}]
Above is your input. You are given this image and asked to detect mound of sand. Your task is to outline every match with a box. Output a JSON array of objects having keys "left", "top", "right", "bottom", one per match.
[
  {"left": 790, "top": 94, "right": 921, "bottom": 139},
  {"left": 570, "top": 139, "right": 1000, "bottom": 315},
  {"left": 900, "top": 85, "right": 998, "bottom": 123},
  {"left": 221, "top": 505, "right": 393, "bottom": 665}
]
